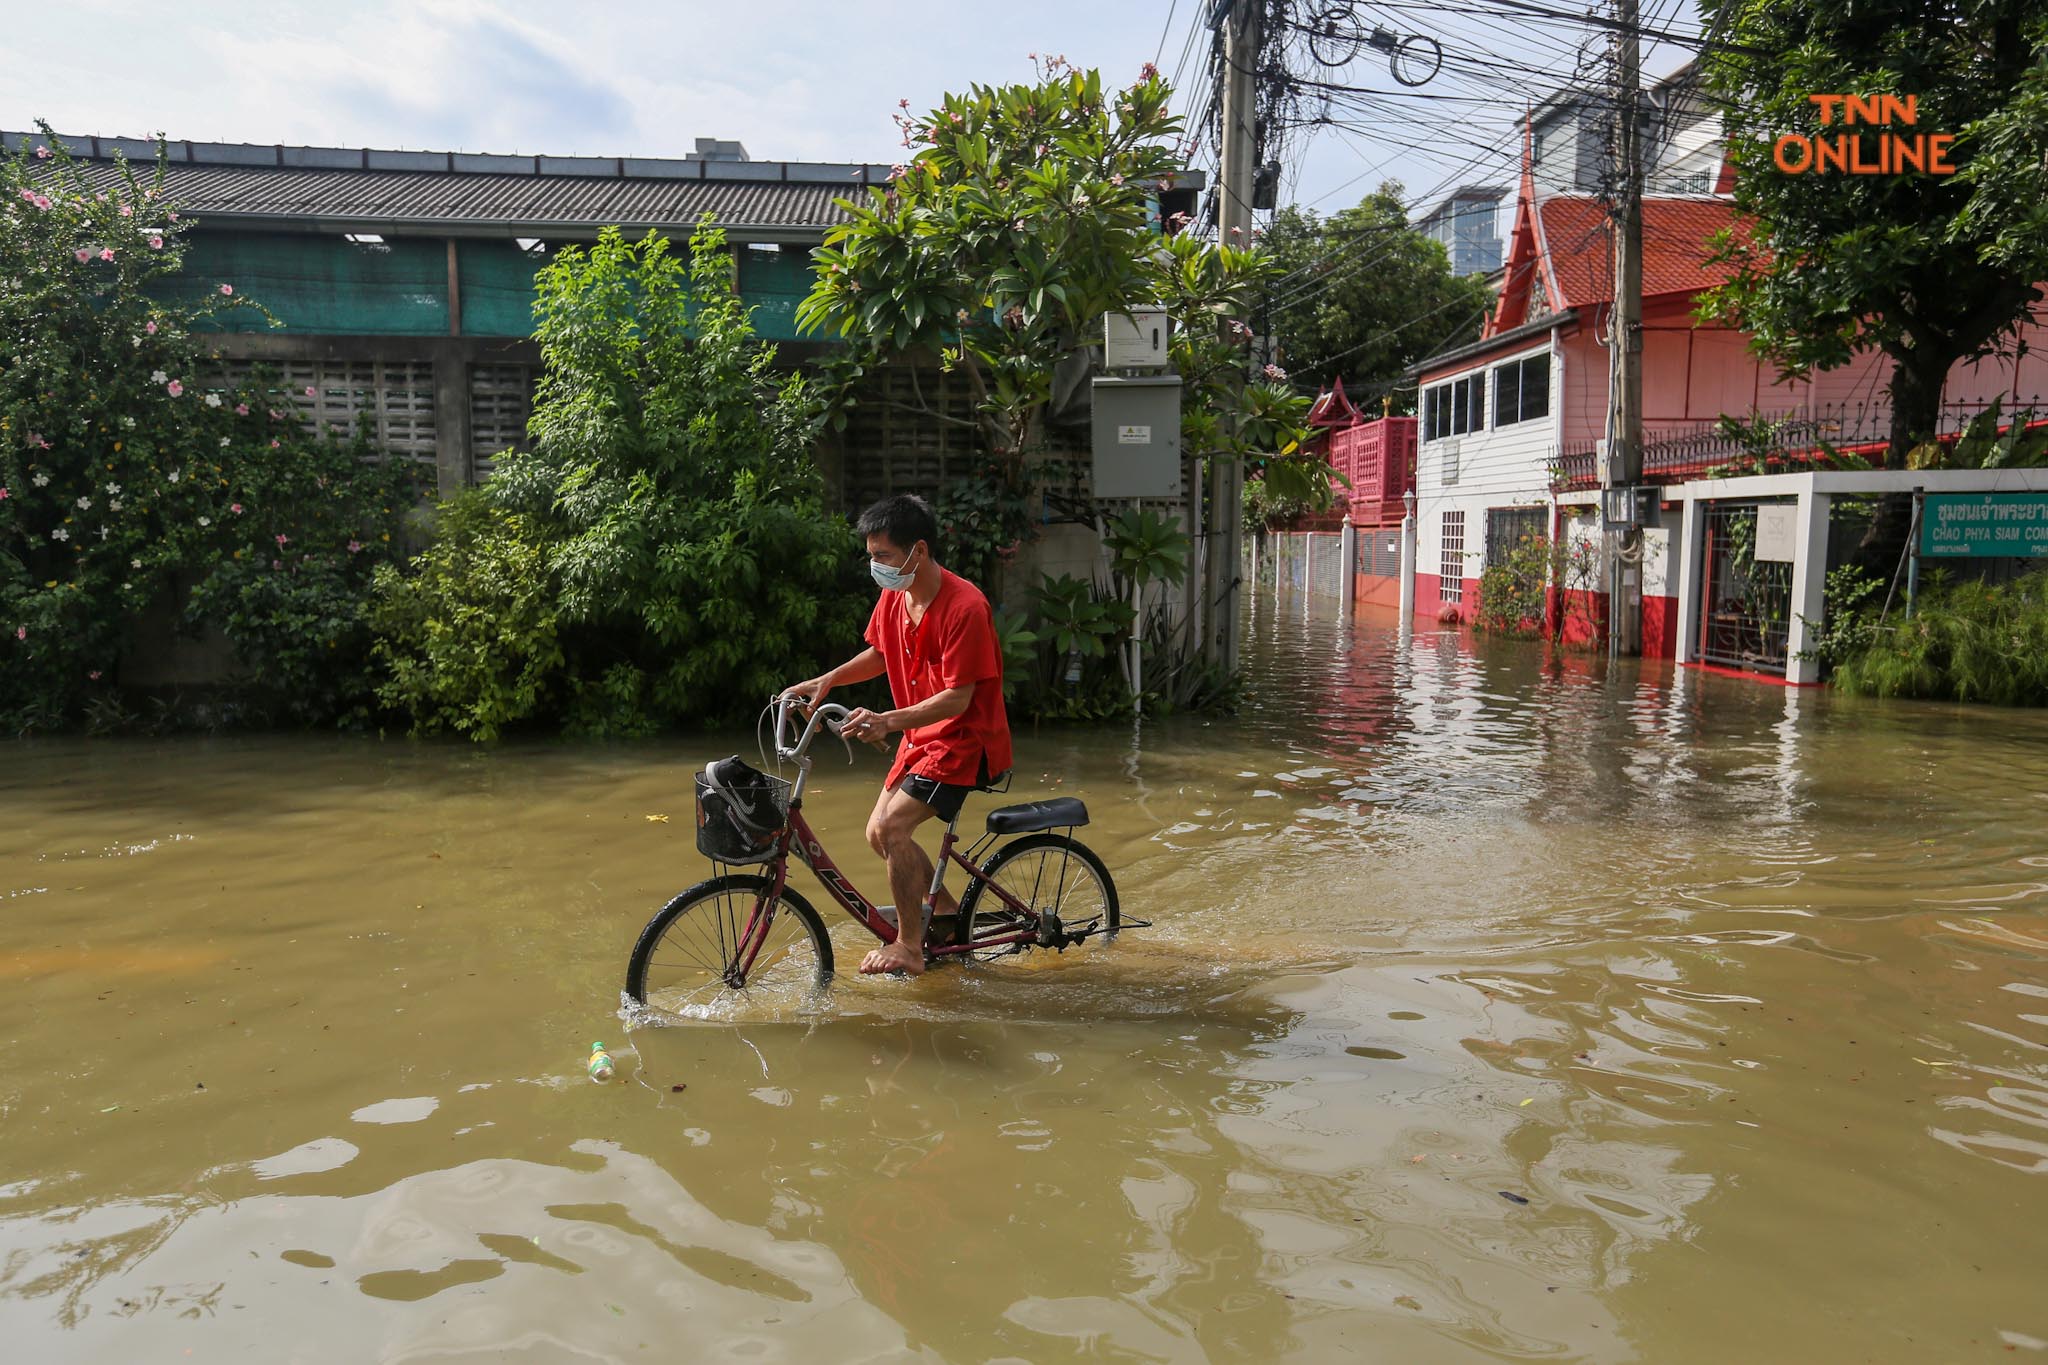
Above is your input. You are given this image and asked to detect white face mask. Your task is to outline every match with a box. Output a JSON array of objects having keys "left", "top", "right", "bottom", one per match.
[{"left": 870, "top": 544, "right": 921, "bottom": 593}]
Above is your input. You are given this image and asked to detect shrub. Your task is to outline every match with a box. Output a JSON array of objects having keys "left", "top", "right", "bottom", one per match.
[
  {"left": 370, "top": 220, "right": 866, "bottom": 738},
  {"left": 1474, "top": 532, "right": 1555, "bottom": 637},
  {"left": 368, "top": 490, "right": 561, "bottom": 740},
  {"left": 1, "top": 126, "right": 414, "bottom": 731},
  {"left": 1830, "top": 567, "right": 2048, "bottom": 705}
]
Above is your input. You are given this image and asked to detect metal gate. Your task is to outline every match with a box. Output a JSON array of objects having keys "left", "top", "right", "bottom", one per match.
[{"left": 1697, "top": 500, "right": 1793, "bottom": 674}]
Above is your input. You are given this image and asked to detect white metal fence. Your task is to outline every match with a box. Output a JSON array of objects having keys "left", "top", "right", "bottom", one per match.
[{"left": 1250, "top": 531, "right": 1345, "bottom": 600}]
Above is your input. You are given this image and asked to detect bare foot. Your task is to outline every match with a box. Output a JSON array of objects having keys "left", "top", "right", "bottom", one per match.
[{"left": 859, "top": 940, "right": 925, "bottom": 976}]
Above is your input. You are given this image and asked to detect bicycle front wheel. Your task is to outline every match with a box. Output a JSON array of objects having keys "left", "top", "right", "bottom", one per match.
[
  {"left": 954, "top": 833, "right": 1119, "bottom": 954},
  {"left": 625, "top": 874, "right": 834, "bottom": 1010}
]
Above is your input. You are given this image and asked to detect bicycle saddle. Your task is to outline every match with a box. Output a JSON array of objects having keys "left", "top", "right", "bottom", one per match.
[{"left": 985, "top": 797, "right": 1089, "bottom": 835}]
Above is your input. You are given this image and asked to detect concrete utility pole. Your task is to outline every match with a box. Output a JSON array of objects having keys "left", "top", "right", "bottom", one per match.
[
  {"left": 1210, "top": 0, "right": 1259, "bottom": 673},
  {"left": 1605, "top": 0, "right": 1645, "bottom": 656}
]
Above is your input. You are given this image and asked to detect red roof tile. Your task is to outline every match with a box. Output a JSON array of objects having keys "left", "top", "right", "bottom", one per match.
[{"left": 1536, "top": 196, "right": 1746, "bottom": 309}]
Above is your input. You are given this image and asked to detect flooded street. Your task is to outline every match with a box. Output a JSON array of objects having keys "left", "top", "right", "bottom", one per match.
[{"left": 4, "top": 595, "right": 2047, "bottom": 1362}]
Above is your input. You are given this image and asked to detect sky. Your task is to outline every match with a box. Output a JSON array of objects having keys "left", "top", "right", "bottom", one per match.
[{"left": 1, "top": 0, "right": 1706, "bottom": 224}]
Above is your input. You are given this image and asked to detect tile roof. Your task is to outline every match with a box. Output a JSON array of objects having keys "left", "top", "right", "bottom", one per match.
[
  {"left": 1535, "top": 196, "right": 1747, "bottom": 309},
  {"left": 65, "top": 160, "right": 866, "bottom": 236}
]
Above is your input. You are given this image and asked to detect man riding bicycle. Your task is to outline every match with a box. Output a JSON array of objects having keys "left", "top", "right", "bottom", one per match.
[{"left": 783, "top": 495, "right": 1012, "bottom": 976}]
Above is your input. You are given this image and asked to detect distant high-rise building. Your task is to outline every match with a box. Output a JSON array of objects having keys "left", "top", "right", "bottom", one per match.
[{"left": 1416, "top": 186, "right": 1507, "bottom": 276}]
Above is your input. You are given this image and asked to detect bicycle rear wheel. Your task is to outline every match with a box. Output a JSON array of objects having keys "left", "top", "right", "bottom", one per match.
[
  {"left": 954, "top": 833, "right": 1118, "bottom": 957},
  {"left": 625, "top": 874, "right": 833, "bottom": 1010}
]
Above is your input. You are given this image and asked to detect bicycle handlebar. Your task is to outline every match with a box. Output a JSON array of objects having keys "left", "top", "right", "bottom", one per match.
[{"left": 772, "top": 692, "right": 852, "bottom": 763}]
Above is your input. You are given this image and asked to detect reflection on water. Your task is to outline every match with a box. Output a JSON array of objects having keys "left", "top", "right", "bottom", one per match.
[{"left": 3, "top": 595, "right": 2047, "bottom": 1361}]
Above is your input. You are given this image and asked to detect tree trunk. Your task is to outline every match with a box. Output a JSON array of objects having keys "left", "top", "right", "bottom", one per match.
[
  {"left": 1883, "top": 348, "right": 1946, "bottom": 471},
  {"left": 1857, "top": 350, "right": 1950, "bottom": 580}
]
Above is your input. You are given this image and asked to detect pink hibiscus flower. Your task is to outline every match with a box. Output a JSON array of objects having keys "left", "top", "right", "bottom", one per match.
[{"left": 166, "top": 380, "right": 184, "bottom": 397}]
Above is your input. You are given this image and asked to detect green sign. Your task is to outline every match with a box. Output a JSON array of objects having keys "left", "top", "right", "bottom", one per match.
[{"left": 1919, "top": 493, "right": 2048, "bottom": 559}]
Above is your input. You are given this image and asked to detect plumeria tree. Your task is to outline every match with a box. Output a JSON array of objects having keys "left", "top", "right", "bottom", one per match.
[
  {"left": 0, "top": 126, "right": 415, "bottom": 730},
  {"left": 796, "top": 60, "right": 1325, "bottom": 555}
]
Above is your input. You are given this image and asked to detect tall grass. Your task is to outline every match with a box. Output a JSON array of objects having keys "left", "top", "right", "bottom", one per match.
[{"left": 1832, "top": 567, "right": 2048, "bottom": 705}]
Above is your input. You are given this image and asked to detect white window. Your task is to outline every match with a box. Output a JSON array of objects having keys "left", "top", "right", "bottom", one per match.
[
  {"left": 1491, "top": 353, "right": 1551, "bottom": 427},
  {"left": 1441, "top": 510, "right": 1466, "bottom": 602},
  {"left": 1423, "top": 374, "right": 1485, "bottom": 441}
]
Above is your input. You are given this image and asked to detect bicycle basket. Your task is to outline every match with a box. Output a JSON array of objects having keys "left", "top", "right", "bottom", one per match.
[{"left": 694, "top": 760, "right": 791, "bottom": 865}]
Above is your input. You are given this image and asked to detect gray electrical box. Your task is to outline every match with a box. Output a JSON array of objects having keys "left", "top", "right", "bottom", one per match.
[{"left": 1090, "top": 376, "right": 1183, "bottom": 499}]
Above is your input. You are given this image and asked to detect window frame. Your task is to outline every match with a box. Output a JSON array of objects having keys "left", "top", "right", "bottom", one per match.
[{"left": 1490, "top": 351, "right": 1551, "bottom": 427}]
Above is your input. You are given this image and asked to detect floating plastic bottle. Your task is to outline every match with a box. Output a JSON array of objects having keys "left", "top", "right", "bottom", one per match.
[{"left": 587, "top": 1041, "right": 616, "bottom": 1083}]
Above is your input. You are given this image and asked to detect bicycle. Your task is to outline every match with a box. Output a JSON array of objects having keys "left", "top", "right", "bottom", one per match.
[{"left": 624, "top": 694, "right": 1128, "bottom": 1010}]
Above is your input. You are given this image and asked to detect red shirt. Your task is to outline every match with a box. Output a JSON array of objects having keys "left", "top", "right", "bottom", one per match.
[{"left": 864, "top": 568, "right": 1012, "bottom": 788}]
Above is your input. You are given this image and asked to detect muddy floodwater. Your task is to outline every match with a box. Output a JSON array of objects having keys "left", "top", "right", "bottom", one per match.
[{"left": 4, "top": 598, "right": 2048, "bottom": 1363}]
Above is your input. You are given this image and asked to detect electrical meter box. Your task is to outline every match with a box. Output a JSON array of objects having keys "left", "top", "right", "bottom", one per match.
[
  {"left": 1091, "top": 375, "right": 1182, "bottom": 499},
  {"left": 1103, "top": 308, "right": 1170, "bottom": 369}
]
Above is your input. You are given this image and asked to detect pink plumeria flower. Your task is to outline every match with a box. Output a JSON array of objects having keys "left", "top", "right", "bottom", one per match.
[
  {"left": 235, "top": 403, "right": 249, "bottom": 416},
  {"left": 166, "top": 379, "right": 183, "bottom": 397},
  {"left": 149, "top": 235, "right": 164, "bottom": 250},
  {"left": 218, "top": 283, "right": 233, "bottom": 296},
  {"left": 230, "top": 503, "right": 243, "bottom": 514},
  {"left": 145, "top": 320, "right": 157, "bottom": 334},
  {"left": 275, "top": 534, "right": 289, "bottom": 546},
  {"left": 99, "top": 247, "right": 115, "bottom": 262}
]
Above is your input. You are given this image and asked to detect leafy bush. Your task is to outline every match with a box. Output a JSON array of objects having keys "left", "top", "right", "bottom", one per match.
[
  {"left": 370, "top": 221, "right": 865, "bottom": 739},
  {"left": 1, "top": 127, "right": 414, "bottom": 731},
  {"left": 1793, "top": 563, "right": 1884, "bottom": 673},
  {"left": 1830, "top": 567, "right": 2048, "bottom": 705},
  {"left": 369, "top": 491, "right": 561, "bottom": 740},
  {"left": 1475, "top": 532, "right": 1555, "bottom": 638}
]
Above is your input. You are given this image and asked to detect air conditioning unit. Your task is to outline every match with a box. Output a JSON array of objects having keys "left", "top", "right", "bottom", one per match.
[{"left": 1104, "top": 308, "right": 1170, "bottom": 369}]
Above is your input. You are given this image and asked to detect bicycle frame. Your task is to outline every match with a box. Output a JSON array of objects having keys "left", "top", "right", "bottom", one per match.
[
  {"left": 726, "top": 804, "right": 1052, "bottom": 984},
  {"left": 720, "top": 696, "right": 1065, "bottom": 984}
]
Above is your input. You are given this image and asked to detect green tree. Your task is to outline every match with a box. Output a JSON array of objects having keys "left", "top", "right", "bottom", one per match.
[
  {"left": 1697, "top": 0, "right": 2048, "bottom": 470},
  {"left": 371, "top": 221, "right": 865, "bottom": 739},
  {"left": 1263, "top": 184, "right": 1496, "bottom": 405},
  {"left": 798, "top": 59, "right": 1324, "bottom": 520}
]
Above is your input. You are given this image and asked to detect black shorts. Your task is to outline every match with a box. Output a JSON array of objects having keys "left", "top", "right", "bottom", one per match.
[{"left": 897, "top": 757, "right": 999, "bottom": 822}]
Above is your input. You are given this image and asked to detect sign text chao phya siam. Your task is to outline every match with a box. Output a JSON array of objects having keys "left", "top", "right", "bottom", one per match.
[
  {"left": 1773, "top": 94, "right": 1955, "bottom": 175},
  {"left": 1920, "top": 493, "right": 2048, "bottom": 559}
]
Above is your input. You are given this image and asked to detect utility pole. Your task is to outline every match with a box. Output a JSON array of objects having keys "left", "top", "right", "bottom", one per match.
[
  {"left": 1209, "top": 0, "right": 1258, "bottom": 673},
  {"left": 1605, "top": 0, "right": 1644, "bottom": 656}
]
